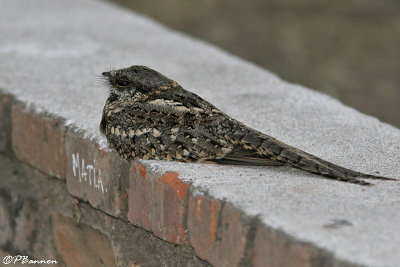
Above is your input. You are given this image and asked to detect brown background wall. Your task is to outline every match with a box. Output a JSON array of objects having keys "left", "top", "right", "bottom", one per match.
[{"left": 109, "top": 0, "right": 400, "bottom": 128}]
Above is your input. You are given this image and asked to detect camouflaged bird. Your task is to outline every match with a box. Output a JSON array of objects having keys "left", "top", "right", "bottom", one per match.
[{"left": 100, "top": 65, "right": 395, "bottom": 185}]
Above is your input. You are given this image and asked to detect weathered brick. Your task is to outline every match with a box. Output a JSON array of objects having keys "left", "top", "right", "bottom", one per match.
[
  {"left": 11, "top": 103, "right": 67, "bottom": 179},
  {"left": 65, "top": 130, "right": 129, "bottom": 218},
  {"left": 13, "top": 200, "right": 38, "bottom": 254},
  {"left": 127, "top": 163, "right": 190, "bottom": 244},
  {"left": 251, "top": 224, "right": 319, "bottom": 267},
  {"left": 0, "top": 92, "right": 13, "bottom": 155},
  {"left": 1, "top": 154, "right": 209, "bottom": 267},
  {"left": 0, "top": 250, "right": 26, "bottom": 267},
  {"left": 187, "top": 196, "right": 221, "bottom": 262},
  {"left": 52, "top": 213, "right": 116, "bottom": 267},
  {"left": 0, "top": 186, "right": 38, "bottom": 255},
  {"left": 187, "top": 195, "right": 250, "bottom": 266},
  {"left": 0, "top": 190, "right": 13, "bottom": 248},
  {"left": 0, "top": 158, "right": 62, "bottom": 260}
]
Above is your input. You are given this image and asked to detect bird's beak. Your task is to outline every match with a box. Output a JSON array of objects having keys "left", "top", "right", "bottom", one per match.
[
  {"left": 102, "top": 71, "right": 110, "bottom": 77},
  {"left": 99, "top": 113, "right": 107, "bottom": 134}
]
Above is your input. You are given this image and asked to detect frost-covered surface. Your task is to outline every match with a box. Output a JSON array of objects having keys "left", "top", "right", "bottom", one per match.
[{"left": 1, "top": 0, "right": 400, "bottom": 266}]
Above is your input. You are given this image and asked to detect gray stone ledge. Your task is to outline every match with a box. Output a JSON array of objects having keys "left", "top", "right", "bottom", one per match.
[{"left": 1, "top": 0, "right": 400, "bottom": 266}]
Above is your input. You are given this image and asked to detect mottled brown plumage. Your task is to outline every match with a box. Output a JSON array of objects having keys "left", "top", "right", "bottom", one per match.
[{"left": 100, "top": 65, "right": 395, "bottom": 185}]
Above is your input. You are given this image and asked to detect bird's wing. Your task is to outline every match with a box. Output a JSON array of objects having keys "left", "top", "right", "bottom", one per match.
[{"left": 211, "top": 145, "right": 285, "bottom": 166}]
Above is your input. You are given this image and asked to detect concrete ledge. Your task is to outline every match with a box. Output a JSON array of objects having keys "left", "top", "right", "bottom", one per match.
[{"left": 1, "top": 0, "right": 400, "bottom": 266}]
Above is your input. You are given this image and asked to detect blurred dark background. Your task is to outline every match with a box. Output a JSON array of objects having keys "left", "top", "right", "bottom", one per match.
[{"left": 108, "top": 0, "right": 400, "bottom": 128}]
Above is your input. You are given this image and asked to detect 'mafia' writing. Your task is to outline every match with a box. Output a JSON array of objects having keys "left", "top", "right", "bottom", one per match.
[{"left": 71, "top": 153, "right": 107, "bottom": 193}]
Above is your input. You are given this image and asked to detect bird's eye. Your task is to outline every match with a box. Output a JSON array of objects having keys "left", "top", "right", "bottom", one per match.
[{"left": 116, "top": 79, "right": 131, "bottom": 87}]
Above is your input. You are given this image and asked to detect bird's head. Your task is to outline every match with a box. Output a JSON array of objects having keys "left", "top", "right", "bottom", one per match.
[{"left": 102, "top": 65, "right": 178, "bottom": 100}]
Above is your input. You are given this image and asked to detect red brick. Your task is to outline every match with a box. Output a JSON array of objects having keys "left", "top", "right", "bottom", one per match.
[
  {"left": 52, "top": 213, "right": 115, "bottom": 267},
  {"left": 11, "top": 103, "right": 67, "bottom": 179},
  {"left": 251, "top": 224, "right": 318, "bottom": 267},
  {"left": 158, "top": 172, "right": 189, "bottom": 201},
  {"left": 127, "top": 163, "right": 190, "bottom": 244},
  {"left": 187, "top": 196, "right": 249, "bottom": 266},
  {"left": 187, "top": 196, "right": 221, "bottom": 261},
  {"left": 0, "top": 93, "right": 13, "bottom": 154},
  {"left": 65, "top": 130, "right": 129, "bottom": 218}
]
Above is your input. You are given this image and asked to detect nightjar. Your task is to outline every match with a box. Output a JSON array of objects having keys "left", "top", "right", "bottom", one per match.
[{"left": 100, "top": 65, "right": 394, "bottom": 185}]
